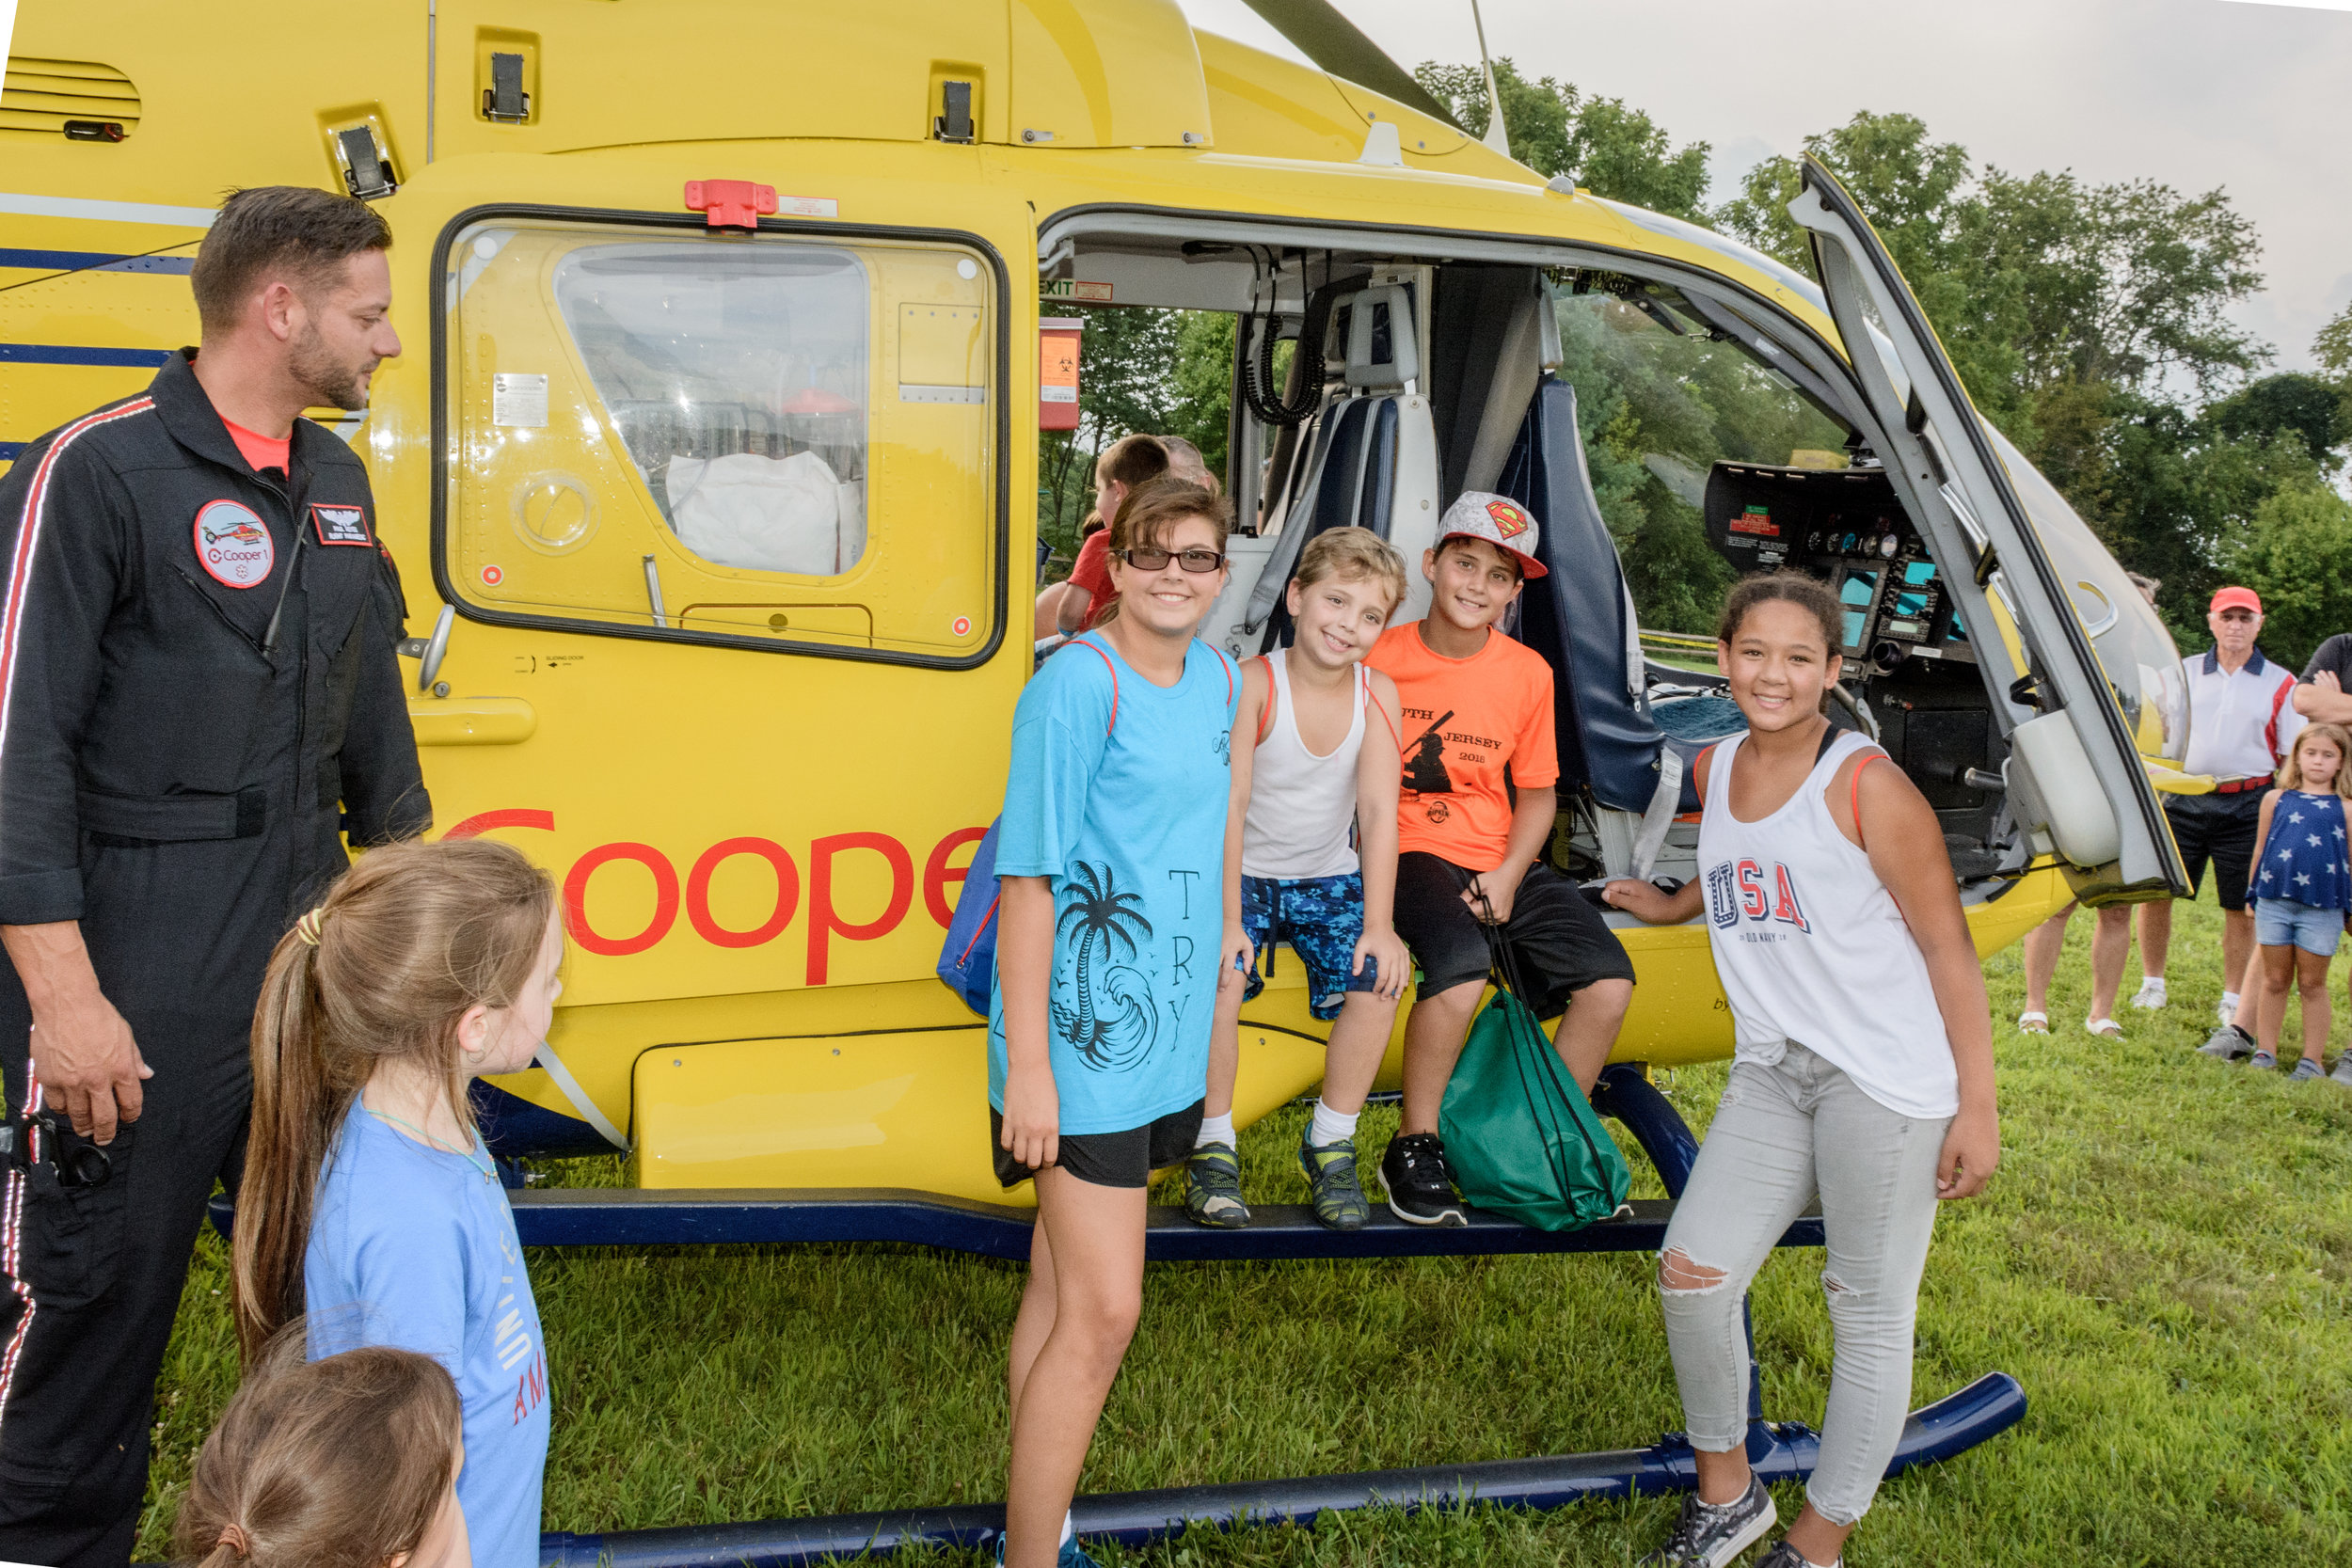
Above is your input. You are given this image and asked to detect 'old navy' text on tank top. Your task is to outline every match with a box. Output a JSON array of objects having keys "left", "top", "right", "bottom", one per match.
[
  {"left": 1242, "top": 650, "right": 1367, "bottom": 880},
  {"left": 1697, "top": 728, "right": 1959, "bottom": 1119}
]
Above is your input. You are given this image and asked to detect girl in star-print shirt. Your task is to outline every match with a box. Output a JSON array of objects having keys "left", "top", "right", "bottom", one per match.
[{"left": 2248, "top": 721, "right": 2352, "bottom": 1075}]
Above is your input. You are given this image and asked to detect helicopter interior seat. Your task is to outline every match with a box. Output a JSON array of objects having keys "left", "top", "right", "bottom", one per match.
[
  {"left": 1493, "top": 375, "right": 1692, "bottom": 880},
  {"left": 1208, "top": 283, "right": 1440, "bottom": 656}
]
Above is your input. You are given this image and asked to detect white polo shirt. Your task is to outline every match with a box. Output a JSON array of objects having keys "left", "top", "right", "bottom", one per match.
[{"left": 2180, "top": 647, "right": 2303, "bottom": 783}]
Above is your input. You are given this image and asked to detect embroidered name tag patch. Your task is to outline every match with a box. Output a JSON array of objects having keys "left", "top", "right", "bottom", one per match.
[
  {"left": 192, "top": 499, "right": 274, "bottom": 589},
  {"left": 310, "top": 503, "right": 373, "bottom": 546}
]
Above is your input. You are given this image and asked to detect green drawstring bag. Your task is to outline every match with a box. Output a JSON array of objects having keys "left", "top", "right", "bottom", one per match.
[{"left": 1438, "top": 902, "right": 1632, "bottom": 1232}]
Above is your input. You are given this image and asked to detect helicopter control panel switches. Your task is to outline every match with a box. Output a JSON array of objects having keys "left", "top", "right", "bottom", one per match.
[
  {"left": 484, "top": 51, "right": 531, "bottom": 122},
  {"left": 683, "top": 180, "right": 778, "bottom": 231}
]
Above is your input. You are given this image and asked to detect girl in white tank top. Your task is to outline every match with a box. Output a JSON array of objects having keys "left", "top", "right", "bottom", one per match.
[{"left": 1603, "top": 577, "right": 1999, "bottom": 1568}]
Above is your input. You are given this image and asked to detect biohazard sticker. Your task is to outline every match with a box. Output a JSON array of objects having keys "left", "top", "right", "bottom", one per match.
[
  {"left": 192, "top": 499, "right": 274, "bottom": 589},
  {"left": 310, "top": 503, "right": 373, "bottom": 546},
  {"left": 1484, "top": 499, "right": 1532, "bottom": 538}
]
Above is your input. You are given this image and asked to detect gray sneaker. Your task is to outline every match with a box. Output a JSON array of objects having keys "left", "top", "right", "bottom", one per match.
[
  {"left": 2289, "top": 1056, "right": 2325, "bottom": 1081},
  {"left": 1754, "top": 1546, "right": 1837, "bottom": 1568},
  {"left": 2198, "top": 1023, "right": 2254, "bottom": 1061},
  {"left": 1641, "top": 1474, "right": 1775, "bottom": 1567},
  {"left": 2332, "top": 1054, "right": 2352, "bottom": 1086},
  {"left": 1181, "top": 1143, "right": 1250, "bottom": 1228}
]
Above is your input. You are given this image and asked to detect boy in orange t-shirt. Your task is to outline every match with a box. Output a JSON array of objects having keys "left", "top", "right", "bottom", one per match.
[{"left": 1363, "top": 492, "right": 1635, "bottom": 1227}]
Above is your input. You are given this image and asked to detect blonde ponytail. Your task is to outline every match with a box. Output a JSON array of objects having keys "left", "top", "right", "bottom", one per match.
[{"left": 230, "top": 839, "right": 556, "bottom": 1365}]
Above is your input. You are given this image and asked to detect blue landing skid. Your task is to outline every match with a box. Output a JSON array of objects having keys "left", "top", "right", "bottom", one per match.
[
  {"left": 504, "top": 1188, "right": 1823, "bottom": 1259},
  {"left": 539, "top": 1373, "right": 2026, "bottom": 1567},
  {"left": 495, "top": 1064, "right": 1744, "bottom": 1259}
]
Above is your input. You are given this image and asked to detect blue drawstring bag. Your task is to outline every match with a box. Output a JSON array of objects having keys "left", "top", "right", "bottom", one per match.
[{"left": 936, "top": 818, "right": 1003, "bottom": 1016}]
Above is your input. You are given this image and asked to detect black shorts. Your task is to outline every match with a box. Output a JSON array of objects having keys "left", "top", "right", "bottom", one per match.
[
  {"left": 1392, "top": 852, "right": 1635, "bottom": 1020},
  {"left": 990, "top": 1100, "right": 1204, "bottom": 1190},
  {"left": 2164, "top": 790, "right": 2265, "bottom": 911}
]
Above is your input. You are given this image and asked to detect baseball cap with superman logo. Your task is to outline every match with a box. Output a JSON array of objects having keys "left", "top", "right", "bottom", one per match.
[{"left": 1435, "top": 491, "right": 1548, "bottom": 578}]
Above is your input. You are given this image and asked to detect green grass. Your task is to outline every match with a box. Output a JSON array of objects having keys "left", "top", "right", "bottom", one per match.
[{"left": 136, "top": 888, "right": 2352, "bottom": 1564}]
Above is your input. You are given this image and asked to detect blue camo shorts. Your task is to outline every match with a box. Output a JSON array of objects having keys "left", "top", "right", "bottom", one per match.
[{"left": 1239, "top": 871, "right": 1382, "bottom": 1021}]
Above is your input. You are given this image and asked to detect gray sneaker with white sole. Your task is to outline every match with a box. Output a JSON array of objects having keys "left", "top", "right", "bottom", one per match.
[
  {"left": 2199, "top": 1024, "right": 2254, "bottom": 1061},
  {"left": 1641, "top": 1475, "right": 1775, "bottom": 1567}
]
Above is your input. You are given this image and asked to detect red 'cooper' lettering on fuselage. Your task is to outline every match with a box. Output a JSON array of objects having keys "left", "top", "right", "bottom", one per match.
[{"left": 439, "top": 810, "right": 986, "bottom": 983}]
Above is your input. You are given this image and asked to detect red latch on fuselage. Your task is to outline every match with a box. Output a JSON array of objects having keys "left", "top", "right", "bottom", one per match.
[{"left": 683, "top": 180, "right": 778, "bottom": 230}]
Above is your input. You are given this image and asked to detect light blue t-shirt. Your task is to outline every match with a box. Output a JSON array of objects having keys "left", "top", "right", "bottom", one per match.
[
  {"left": 306, "top": 1101, "right": 550, "bottom": 1568},
  {"left": 989, "top": 634, "right": 1237, "bottom": 1133}
]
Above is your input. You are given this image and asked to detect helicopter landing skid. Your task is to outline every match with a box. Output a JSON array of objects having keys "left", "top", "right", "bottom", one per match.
[{"left": 536, "top": 1373, "right": 2026, "bottom": 1567}]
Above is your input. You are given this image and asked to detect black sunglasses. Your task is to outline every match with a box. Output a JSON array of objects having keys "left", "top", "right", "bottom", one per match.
[{"left": 1119, "top": 546, "right": 1226, "bottom": 574}]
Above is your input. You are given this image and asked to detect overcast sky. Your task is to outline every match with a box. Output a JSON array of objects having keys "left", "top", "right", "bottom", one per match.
[{"left": 1181, "top": 0, "right": 2351, "bottom": 379}]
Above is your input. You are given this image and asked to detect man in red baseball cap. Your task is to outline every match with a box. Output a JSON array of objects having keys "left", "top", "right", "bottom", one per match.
[{"left": 2133, "top": 585, "right": 2306, "bottom": 1056}]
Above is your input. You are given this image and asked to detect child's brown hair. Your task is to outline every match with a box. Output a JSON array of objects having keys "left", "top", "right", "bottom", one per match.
[
  {"left": 1718, "top": 569, "right": 1844, "bottom": 655},
  {"left": 1078, "top": 434, "right": 1173, "bottom": 537},
  {"left": 2280, "top": 721, "right": 2352, "bottom": 800},
  {"left": 233, "top": 838, "right": 557, "bottom": 1363},
  {"left": 1091, "top": 479, "right": 1234, "bottom": 626},
  {"left": 175, "top": 1338, "right": 462, "bottom": 1568},
  {"left": 1295, "top": 526, "right": 1406, "bottom": 616}
]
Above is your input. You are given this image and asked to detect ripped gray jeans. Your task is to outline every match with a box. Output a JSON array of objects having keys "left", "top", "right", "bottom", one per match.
[{"left": 1658, "top": 1043, "right": 1950, "bottom": 1527}]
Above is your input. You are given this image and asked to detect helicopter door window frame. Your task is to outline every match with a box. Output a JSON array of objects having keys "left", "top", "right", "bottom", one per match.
[
  {"left": 428, "top": 203, "right": 1014, "bottom": 673},
  {"left": 1040, "top": 201, "right": 2020, "bottom": 690},
  {"left": 1040, "top": 201, "right": 2146, "bottom": 848}
]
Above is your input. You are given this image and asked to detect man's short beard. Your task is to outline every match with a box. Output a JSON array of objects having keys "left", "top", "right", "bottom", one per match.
[{"left": 289, "top": 322, "right": 371, "bottom": 412}]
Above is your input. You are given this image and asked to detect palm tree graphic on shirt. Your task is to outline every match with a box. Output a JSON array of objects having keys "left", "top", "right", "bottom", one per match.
[{"left": 1052, "top": 861, "right": 1160, "bottom": 1070}]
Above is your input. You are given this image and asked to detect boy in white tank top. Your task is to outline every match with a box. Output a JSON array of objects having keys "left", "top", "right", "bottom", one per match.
[{"left": 1181, "top": 530, "right": 1411, "bottom": 1231}]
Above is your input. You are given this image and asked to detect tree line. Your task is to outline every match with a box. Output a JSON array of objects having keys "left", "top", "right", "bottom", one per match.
[{"left": 1040, "top": 60, "right": 2351, "bottom": 666}]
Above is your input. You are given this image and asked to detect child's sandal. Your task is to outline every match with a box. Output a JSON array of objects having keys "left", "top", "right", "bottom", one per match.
[
  {"left": 2084, "top": 1017, "right": 2123, "bottom": 1039},
  {"left": 2016, "top": 1010, "right": 2050, "bottom": 1035}
]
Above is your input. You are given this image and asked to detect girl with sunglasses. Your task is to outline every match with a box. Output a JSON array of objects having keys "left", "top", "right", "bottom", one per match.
[{"left": 990, "top": 477, "right": 1240, "bottom": 1568}]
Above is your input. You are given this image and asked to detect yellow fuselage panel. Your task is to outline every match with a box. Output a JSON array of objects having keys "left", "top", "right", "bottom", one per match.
[{"left": 0, "top": 3, "right": 2064, "bottom": 1197}]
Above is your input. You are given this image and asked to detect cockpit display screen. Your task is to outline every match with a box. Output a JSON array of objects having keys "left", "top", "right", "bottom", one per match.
[{"left": 1839, "top": 569, "right": 1879, "bottom": 652}]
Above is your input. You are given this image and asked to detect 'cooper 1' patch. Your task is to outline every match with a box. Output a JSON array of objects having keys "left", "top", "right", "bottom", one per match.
[
  {"left": 310, "top": 503, "right": 373, "bottom": 546},
  {"left": 193, "top": 499, "right": 274, "bottom": 589}
]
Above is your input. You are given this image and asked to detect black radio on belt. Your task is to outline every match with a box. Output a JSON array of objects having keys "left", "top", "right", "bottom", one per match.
[{"left": 0, "top": 1109, "right": 114, "bottom": 1189}]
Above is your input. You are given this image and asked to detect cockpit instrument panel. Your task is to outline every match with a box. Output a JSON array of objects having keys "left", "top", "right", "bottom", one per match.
[{"left": 1702, "top": 461, "right": 1973, "bottom": 668}]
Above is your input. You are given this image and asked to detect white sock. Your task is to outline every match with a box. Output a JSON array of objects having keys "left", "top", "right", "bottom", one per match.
[
  {"left": 1194, "top": 1113, "right": 1235, "bottom": 1149},
  {"left": 2134, "top": 976, "right": 2166, "bottom": 1003},
  {"left": 2220, "top": 990, "right": 2239, "bottom": 1014},
  {"left": 1059, "top": 1513, "right": 1074, "bottom": 1547},
  {"left": 1307, "top": 1099, "right": 1360, "bottom": 1148}
]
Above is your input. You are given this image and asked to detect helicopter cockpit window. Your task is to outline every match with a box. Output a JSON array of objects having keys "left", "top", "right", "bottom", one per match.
[
  {"left": 554, "top": 244, "right": 871, "bottom": 577},
  {"left": 443, "top": 220, "right": 997, "bottom": 660}
]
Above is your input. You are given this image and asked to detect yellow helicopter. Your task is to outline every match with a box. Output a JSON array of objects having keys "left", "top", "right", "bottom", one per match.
[{"left": 0, "top": 0, "right": 2189, "bottom": 1218}]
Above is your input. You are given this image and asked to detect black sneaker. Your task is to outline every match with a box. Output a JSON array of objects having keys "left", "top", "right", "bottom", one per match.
[
  {"left": 1181, "top": 1142, "right": 1250, "bottom": 1228},
  {"left": 1641, "top": 1474, "right": 1775, "bottom": 1567},
  {"left": 1379, "top": 1132, "right": 1466, "bottom": 1227}
]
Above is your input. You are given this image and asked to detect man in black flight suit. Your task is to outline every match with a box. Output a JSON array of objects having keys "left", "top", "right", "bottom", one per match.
[{"left": 0, "top": 186, "right": 429, "bottom": 1567}]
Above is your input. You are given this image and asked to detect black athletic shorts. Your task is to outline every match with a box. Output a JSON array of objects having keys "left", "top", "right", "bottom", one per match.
[
  {"left": 2163, "top": 789, "right": 2265, "bottom": 911},
  {"left": 1392, "top": 852, "right": 1635, "bottom": 1020},
  {"left": 990, "top": 1099, "right": 1204, "bottom": 1189}
]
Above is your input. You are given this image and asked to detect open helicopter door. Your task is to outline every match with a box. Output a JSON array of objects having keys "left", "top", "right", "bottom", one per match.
[{"left": 1788, "top": 160, "right": 2186, "bottom": 903}]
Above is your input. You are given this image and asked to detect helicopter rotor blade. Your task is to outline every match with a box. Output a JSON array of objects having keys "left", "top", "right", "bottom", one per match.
[{"left": 1232, "top": 0, "right": 1469, "bottom": 131}]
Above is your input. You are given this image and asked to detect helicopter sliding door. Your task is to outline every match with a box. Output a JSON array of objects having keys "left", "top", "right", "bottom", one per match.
[
  {"left": 1788, "top": 160, "right": 2185, "bottom": 902},
  {"left": 427, "top": 207, "right": 1012, "bottom": 1022}
]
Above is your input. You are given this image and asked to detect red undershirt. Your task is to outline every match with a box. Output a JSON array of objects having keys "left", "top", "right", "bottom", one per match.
[{"left": 221, "top": 417, "right": 291, "bottom": 475}]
